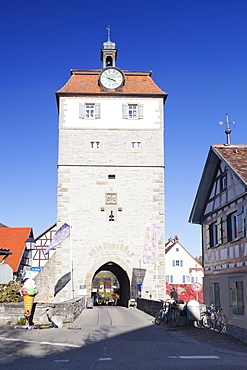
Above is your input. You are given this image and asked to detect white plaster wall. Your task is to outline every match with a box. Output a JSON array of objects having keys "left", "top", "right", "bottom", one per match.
[
  {"left": 165, "top": 243, "right": 203, "bottom": 285},
  {"left": 60, "top": 96, "right": 163, "bottom": 130}
]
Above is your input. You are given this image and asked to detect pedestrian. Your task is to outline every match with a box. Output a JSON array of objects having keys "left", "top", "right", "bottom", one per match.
[{"left": 170, "top": 286, "right": 178, "bottom": 302}]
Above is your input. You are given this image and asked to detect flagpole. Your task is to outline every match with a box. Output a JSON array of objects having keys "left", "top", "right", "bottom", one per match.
[
  {"left": 69, "top": 215, "right": 74, "bottom": 299},
  {"left": 155, "top": 225, "right": 158, "bottom": 301}
]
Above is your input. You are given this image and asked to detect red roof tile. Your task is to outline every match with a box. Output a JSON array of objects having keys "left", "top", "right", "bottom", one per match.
[
  {"left": 56, "top": 70, "right": 167, "bottom": 97},
  {"left": 0, "top": 228, "right": 31, "bottom": 272},
  {"left": 213, "top": 144, "right": 247, "bottom": 184}
]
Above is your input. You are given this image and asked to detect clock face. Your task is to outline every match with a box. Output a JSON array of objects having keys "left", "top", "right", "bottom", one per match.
[{"left": 100, "top": 68, "right": 124, "bottom": 89}]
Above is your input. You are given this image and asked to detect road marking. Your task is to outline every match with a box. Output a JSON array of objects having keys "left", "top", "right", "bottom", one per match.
[
  {"left": 0, "top": 336, "right": 80, "bottom": 348},
  {"left": 98, "top": 358, "right": 112, "bottom": 361},
  {"left": 168, "top": 356, "right": 220, "bottom": 359},
  {"left": 54, "top": 360, "right": 70, "bottom": 363}
]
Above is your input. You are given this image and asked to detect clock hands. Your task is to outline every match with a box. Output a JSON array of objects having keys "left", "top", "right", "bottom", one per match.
[{"left": 107, "top": 76, "right": 116, "bottom": 82}]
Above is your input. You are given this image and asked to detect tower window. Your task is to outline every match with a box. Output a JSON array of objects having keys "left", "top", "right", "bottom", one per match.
[
  {"left": 128, "top": 105, "right": 138, "bottom": 119},
  {"left": 122, "top": 104, "right": 144, "bottom": 119},
  {"left": 90, "top": 141, "right": 100, "bottom": 150},
  {"left": 85, "top": 104, "right": 95, "bottom": 119},
  {"left": 79, "top": 103, "right": 101, "bottom": 119},
  {"left": 131, "top": 142, "right": 142, "bottom": 150}
]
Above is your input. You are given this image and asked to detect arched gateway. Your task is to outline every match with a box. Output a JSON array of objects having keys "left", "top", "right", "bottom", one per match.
[
  {"left": 92, "top": 261, "right": 130, "bottom": 307},
  {"left": 36, "top": 34, "right": 167, "bottom": 304}
]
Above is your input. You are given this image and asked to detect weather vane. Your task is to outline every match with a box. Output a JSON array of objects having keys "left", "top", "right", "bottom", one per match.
[
  {"left": 105, "top": 25, "right": 111, "bottom": 41},
  {"left": 219, "top": 113, "right": 235, "bottom": 145}
]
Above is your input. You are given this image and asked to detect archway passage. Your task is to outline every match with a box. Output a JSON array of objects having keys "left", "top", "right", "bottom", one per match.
[{"left": 93, "top": 262, "right": 130, "bottom": 307}]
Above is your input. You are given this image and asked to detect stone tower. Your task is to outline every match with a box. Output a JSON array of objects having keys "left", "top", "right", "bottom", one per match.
[{"left": 38, "top": 35, "right": 168, "bottom": 305}]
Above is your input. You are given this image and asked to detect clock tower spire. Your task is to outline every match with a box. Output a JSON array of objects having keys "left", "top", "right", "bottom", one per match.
[{"left": 101, "top": 26, "right": 118, "bottom": 68}]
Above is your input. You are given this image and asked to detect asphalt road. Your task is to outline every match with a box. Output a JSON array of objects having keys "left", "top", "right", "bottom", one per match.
[{"left": 0, "top": 306, "right": 247, "bottom": 369}]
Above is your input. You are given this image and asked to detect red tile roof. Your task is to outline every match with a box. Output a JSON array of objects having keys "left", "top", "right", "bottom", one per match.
[
  {"left": 0, "top": 228, "right": 32, "bottom": 272},
  {"left": 213, "top": 144, "right": 247, "bottom": 184},
  {"left": 56, "top": 70, "right": 167, "bottom": 97}
]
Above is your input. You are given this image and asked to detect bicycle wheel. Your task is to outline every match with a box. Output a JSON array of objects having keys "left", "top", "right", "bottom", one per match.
[
  {"left": 168, "top": 309, "right": 180, "bottom": 328},
  {"left": 209, "top": 312, "right": 217, "bottom": 329},
  {"left": 154, "top": 309, "right": 163, "bottom": 325},
  {"left": 200, "top": 312, "right": 212, "bottom": 329},
  {"left": 196, "top": 312, "right": 205, "bottom": 328},
  {"left": 214, "top": 315, "right": 226, "bottom": 333}
]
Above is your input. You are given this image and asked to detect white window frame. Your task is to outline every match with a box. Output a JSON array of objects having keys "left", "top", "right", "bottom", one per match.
[
  {"left": 122, "top": 103, "right": 144, "bottom": 119},
  {"left": 85, "top": 104, "right": 95, "bottom": 119},
  {"left": 128, "top": 105, "right": 138, "bottom": 119},
  {"left": 79, "top": 103, "right": 101, "bottom": 119}
]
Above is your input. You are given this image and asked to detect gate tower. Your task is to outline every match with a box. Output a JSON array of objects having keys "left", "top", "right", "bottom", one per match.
[{"left": 38, "top": 34, "right": 168, "bottom": 305}]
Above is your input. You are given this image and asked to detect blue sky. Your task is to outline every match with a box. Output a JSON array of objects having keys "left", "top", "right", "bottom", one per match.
[{"left": 1, "top": 0, "right": 247, "bottom": 257}]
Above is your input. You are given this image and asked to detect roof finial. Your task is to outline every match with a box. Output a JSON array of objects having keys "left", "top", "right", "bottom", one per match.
[
  {"left": 102, "top": 26, "right": 116, "bottom": 50},
  {"left": 219, "top": 113, "right": 235, "bottom": 145},
  {"left": 105, "top": 25, "right": 111, "bottom": 41}
]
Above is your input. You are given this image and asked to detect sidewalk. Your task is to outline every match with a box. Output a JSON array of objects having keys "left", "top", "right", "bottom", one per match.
[{"left": 170, "top": 323, "right": 247, "bottom": 355}]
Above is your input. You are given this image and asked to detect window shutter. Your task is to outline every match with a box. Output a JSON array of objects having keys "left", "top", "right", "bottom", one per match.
[
  {"left": 244, "top": 206, "right": 247, "bottom": 237},
  {"left": 172, "top": 260, "right": 175, "bottom": 267},
  {"left": 221, "top": 215, "right": 228, "bottom": 244},
  {"left": 122, "top": 104, "right": 128, "bottom": 119},
  {"left": 180, "top": 260, "right": 183, "bottom": 267},
  {"left": 205, "top": 225, "right": 210, "bottom": 250},
  {"left": 231, "top": 282, "right": 236, "bottom": 314},
  {"left": 217, "top": 218, "right": 222, "bottom": 245},
  {"left": 138, "top": 104, "right": 144, "bottom": 119},
  {"left": 237, "top": 207, "right": 244, "bottom": 238},
  {"left": 182, "top": 275, "right": 185, "bottom": 283},
  {"left": 95, "top": 103, "right": 101, "bottom": 119},
  {"left": 79, "top": 103, "right": 85, "bottom": 119}
]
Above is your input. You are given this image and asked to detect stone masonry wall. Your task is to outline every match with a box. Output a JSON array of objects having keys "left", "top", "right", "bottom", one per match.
[{"left": 0, "top": 297, "right": 85, "bottom": 325}]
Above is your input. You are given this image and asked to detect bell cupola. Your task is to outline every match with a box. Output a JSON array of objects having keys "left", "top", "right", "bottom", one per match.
[{"left": 101, "top": 26, "right": 118, "bottom": 68}]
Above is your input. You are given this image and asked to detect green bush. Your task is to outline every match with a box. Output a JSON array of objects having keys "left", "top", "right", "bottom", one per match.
[
  {"left": 0, "top": 281, "right": 21, "bottom": 302},
  {"left": 17, "top": 317, "right": 26, "bottom": 325}
]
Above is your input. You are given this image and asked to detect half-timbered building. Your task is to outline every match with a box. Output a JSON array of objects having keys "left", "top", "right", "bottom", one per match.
[
  {"left": 189, "top": 144, "right": 247, "bottom": 333},
  {"left": 31, "top": 223, "right": 57, "bottom": 270}
]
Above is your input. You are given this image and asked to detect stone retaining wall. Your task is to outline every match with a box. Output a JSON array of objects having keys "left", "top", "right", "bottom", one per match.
[
  {"left": 0, "top": 297, "right": 85, "bottom": 325},
  {"left": 137, "top": 297, "right": 163, "bottom": 317}
]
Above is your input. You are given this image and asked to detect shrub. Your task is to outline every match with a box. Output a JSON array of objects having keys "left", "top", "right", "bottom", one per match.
[
  {"left": 0, "top": 281, "right": 22, "bottom": 302},
  {"left": 17, "top": 317, "right": 26, "bottom": 325}
]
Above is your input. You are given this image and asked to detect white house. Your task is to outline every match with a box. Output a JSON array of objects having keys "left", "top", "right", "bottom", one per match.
[{"left": 165, "top": 235, "right": 203, "bottom": 287}]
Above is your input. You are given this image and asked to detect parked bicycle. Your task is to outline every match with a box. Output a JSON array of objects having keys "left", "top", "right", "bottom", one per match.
[
  {"left": 197, "top": 304, "right": 226, "bottom": 333},
  {"left": 212, "top": 306, "right": 226, "bottom": 333},
  {"left": 155, "top": 301, "right": 180, "bottom": 328}
]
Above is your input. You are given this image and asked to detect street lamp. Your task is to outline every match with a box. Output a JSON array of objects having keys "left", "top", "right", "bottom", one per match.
[{"left": 25, "top": 236, "right": 36, "bottom": 250}]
